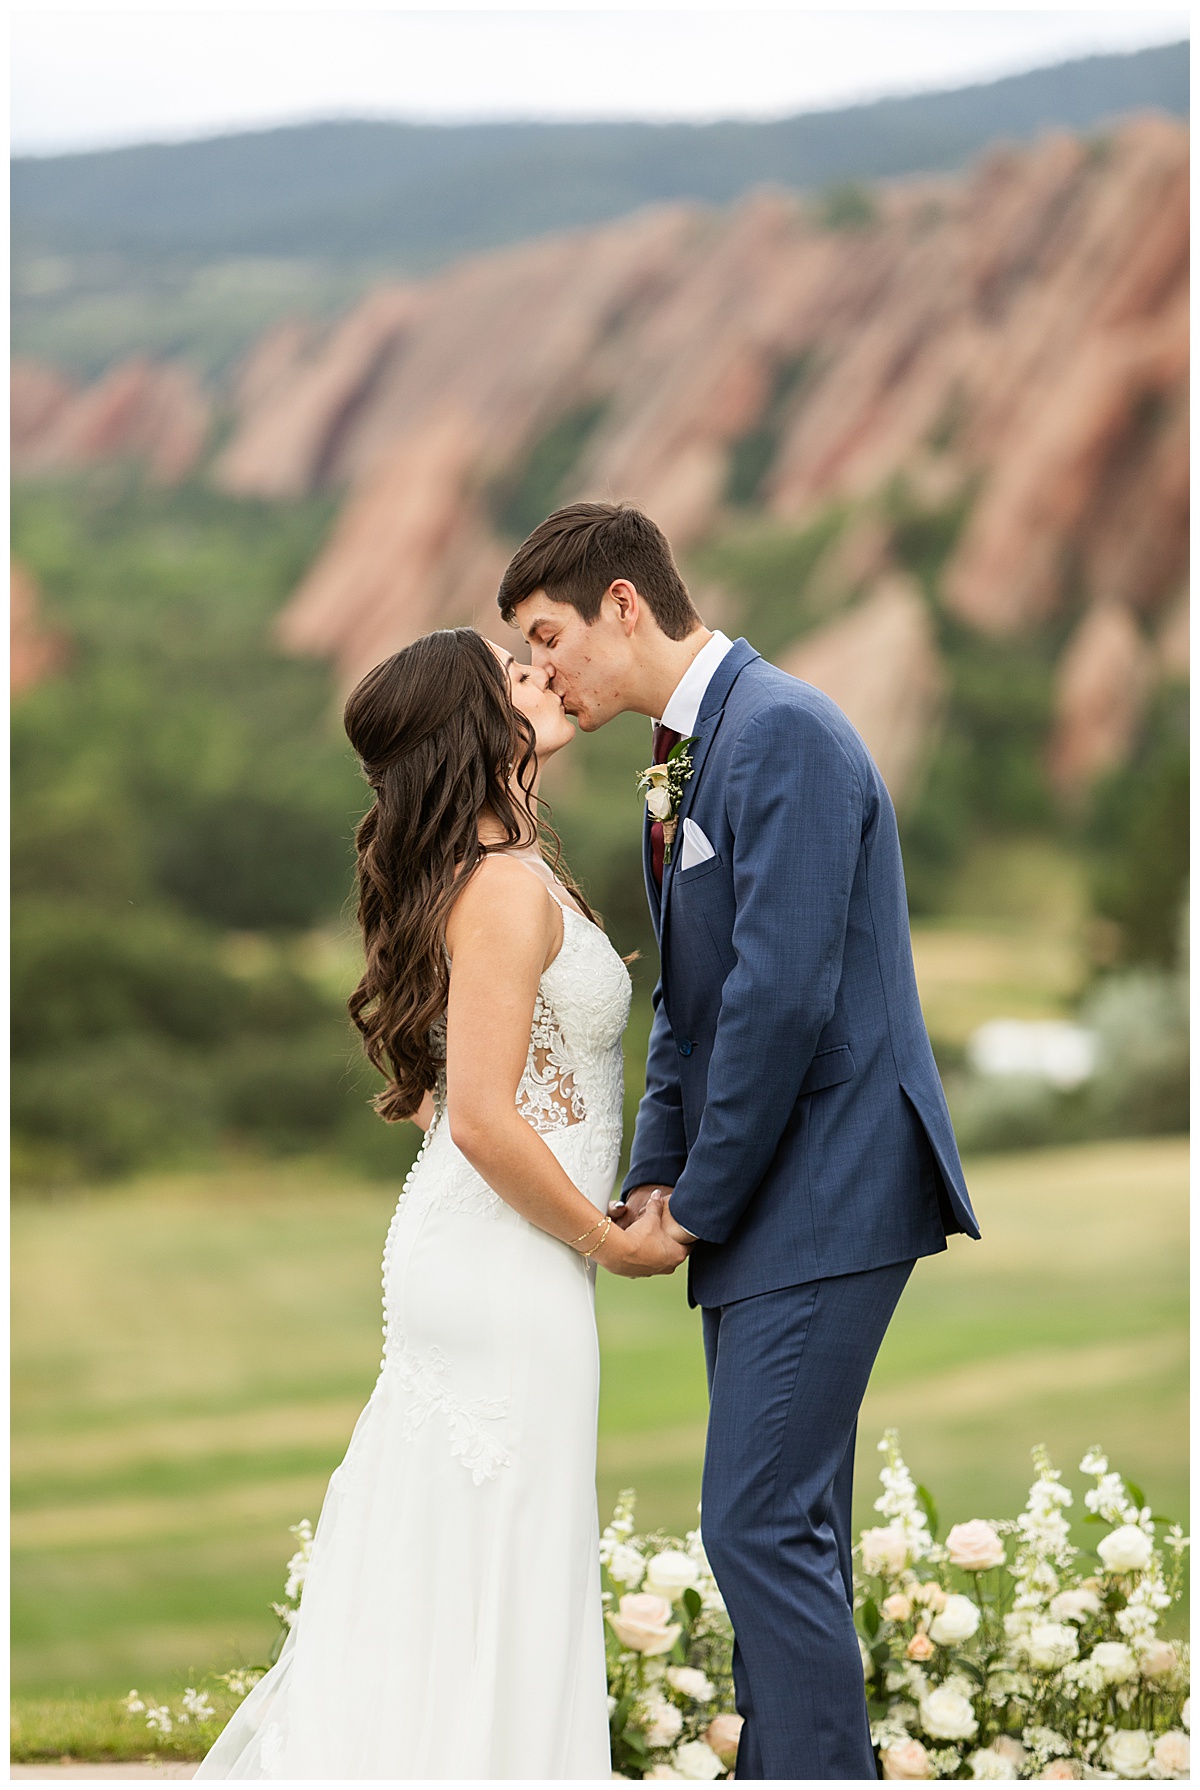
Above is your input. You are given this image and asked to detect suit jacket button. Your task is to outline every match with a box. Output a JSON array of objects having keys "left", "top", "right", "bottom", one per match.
[{"left": 678, "top": 1040, "right": 693, "bottom": 1056}]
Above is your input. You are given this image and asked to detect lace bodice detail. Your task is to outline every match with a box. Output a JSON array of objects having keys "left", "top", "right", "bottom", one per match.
[{"left": 378, "top": 897, "right": 632, "bottom": 1370}]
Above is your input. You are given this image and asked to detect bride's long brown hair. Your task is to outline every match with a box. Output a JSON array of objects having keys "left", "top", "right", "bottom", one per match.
[{"left": 344, "top": 627, "right": 596, "bottom": 1122}]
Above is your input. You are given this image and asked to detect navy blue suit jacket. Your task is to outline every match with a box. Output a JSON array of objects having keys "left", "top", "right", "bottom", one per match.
[{"left": 621, "top": 638, "right": 980, "bottom": 1308}]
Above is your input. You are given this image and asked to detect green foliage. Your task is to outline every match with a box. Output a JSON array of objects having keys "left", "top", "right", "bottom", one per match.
[
  {"left": 1084, "top": 685, "right": 1189, "bottom": 967},
  {"left": 685, "top": 509, "right": 847, "bottom": 661},
  {"left": 488, "top": 400, "right": 608, "bottom": 541},
  {"left": 816, "top": 181, "right": 878, "bottom": 230},
  {"left": 724, "top": 352, "right": 816, "bottom": 508},
  {"left": 9, "top": 476, "right": 386, "bottom": 1184}
]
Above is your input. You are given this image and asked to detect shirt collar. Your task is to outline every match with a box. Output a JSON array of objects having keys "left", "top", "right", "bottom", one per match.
[{"left": 656, "top": 630, "right": 734, "bottom": 737}]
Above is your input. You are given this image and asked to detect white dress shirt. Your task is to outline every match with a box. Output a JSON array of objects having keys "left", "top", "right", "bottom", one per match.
[{"left": 656, "top": 630, "right": 734, "bottom": 737}]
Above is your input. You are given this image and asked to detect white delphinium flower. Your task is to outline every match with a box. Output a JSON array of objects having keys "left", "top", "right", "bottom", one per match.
[
  {"left": 873, "top": 1432, "right": 936, "bottom": 1564},
  {"left": 1009, "top": 1448, "right": 1075, "bottom": 1614},
  {"left": 1061, "top": 1657, "right": 1106, "bottom": 1696},
  {"left": 271, "top": 1600, "right": 297, "bottom": 1628},
  {"left": 667, "top": 1667, "right": 715, "bottom": 1703},
  {"left": 181, "top": 1688, "right": 215, "bottom": 1721},
  {"left": 641, "top": 1695, "right": 684, "bottom": 1748},
  {"left": 145, "top": 1705, "right": 174, "bottom": 1734},
  {"left": 123, "top": 1691, "right": 146, "bottom": 1714},
  {"left": 283, "top": 1519, "right": 314, "bottom": 1601},
  {"left": 1023, "top": 1726, "right": 1072, "bottom": 1762},
  {"left": 672, "top": 1738, "right": 725, "bottom": 1779},
  {"left": 600, "top": 1489, "right": 638, "bottom": 1564},
  {"left": 608, "top": 1543, "right": 646, "bottom": 1588},
  {"left": 219, "top": 1669, "right": 263, "bottom": 1700}
]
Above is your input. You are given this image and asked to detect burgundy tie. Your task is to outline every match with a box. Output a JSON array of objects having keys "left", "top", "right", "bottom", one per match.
[{"left": 650, "top": 723, "right": 681, "bottom": 890}]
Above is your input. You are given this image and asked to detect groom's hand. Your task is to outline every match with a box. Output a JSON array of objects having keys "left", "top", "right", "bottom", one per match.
[
  {"left": 605, "top": 1194, "right": 691, "bottom": 1277},
  {"left": 609, "top": 1183, "right": 674, "bottom": 1229}
]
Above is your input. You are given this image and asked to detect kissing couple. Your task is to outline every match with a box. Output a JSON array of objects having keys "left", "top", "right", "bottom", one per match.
[{"left": 197, "top": 501, "right": 979, "bottom": 1781}]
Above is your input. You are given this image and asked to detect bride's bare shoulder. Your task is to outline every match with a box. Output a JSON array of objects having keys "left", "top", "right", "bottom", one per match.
[{"left": 445, "top": 852, "right": 557, "bottom": 960}]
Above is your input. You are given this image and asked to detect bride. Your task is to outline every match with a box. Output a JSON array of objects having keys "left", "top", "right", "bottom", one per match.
[{"left": 195, "top": 627, "right": 688, "bottom": 1780}]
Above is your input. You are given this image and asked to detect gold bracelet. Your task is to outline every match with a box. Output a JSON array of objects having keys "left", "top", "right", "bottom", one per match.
[
  {"left": 580, "top": 1217, "right": 612, "bottom": 1259},
  {"left": 571, "top": 1216, "right": 606, "bottom": 1247}
]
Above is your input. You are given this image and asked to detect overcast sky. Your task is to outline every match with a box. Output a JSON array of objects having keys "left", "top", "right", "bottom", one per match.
[{"left": 11, "top": 4, "right": 1189, "bottom": 156}]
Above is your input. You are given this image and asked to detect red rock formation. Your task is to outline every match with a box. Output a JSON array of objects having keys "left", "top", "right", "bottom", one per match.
[
  {"left": 1048, "top": 600, "right": 1155, "bottom": 797},
  {"left": 10, "top": 562, "right": 66, "bottom": 694},
  {"left": 225, "top": 116, "right": 1184, "bottom": 712},
  {"left": 11, "top": 359, "right": 77, "bottom": 456},
  {"left": 777, "top": 576, "right": 944, "bottom": 806},
  {"left": 12, "top": 357, "right": 210, "bottom": 483}
]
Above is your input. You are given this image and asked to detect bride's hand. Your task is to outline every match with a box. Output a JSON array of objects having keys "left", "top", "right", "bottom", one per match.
[{"left": 597, "top": 1194, "right": 691, "bottom": 1278}]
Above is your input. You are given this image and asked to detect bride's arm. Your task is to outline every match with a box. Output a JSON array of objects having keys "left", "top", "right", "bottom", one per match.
[{"left": 444, "top": 856, "right": 687, "bottom": 1279}]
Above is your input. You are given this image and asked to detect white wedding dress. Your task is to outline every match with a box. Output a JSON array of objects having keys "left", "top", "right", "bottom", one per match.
[{"left": 196, "top": 860, "right": 631, "bottom": 1779}]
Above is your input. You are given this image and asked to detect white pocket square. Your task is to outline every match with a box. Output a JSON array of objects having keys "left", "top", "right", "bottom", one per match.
[{"left": 679, "top": 818, "right": 716, "bottom": 871}]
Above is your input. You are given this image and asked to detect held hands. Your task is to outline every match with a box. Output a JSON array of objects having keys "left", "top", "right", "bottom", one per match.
[{"left": 598, "top": 1191, "right": 691, "bottom": 1278}]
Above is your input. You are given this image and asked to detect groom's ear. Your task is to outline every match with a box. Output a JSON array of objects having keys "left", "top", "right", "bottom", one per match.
[{"left": 607, "top": 579, "right": 641, "bottom": 635}]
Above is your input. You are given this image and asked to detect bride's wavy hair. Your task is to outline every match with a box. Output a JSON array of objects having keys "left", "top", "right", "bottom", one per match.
[{"left": 344, "top": 627, "right": 596, "bottom": 1122}]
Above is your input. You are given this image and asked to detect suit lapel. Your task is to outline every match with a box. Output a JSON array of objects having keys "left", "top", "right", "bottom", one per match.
[{"left": 659, "top": 638, "right": 759, "bottom": 955}]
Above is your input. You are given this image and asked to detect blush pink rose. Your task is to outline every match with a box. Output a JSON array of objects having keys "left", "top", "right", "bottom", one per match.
[
  {"left": 882, "top": 1738, "right": 933, "bottom": 1779},
  {"left": 606, "top": 1592, "right": 681, "bottom": 1655},
  {"left": 704, "top": 1714, "right": 744, "bottom": 1767},
  {"left": 906, "top": 1632, "right": 935, "bottom": 1660},
  {"left": 1038, "top": 1761, "right": 1081, "bottom": 1780},
  {"left": 945, "top": 1520, "right": 1006, "bottom": 1572}
]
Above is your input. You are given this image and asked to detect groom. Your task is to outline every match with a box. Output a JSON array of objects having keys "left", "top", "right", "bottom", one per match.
[{"left": 499, "top": 502, "right": 979, "bottom": 1780}]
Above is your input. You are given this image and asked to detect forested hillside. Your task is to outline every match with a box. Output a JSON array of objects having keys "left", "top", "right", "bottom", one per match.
[{"left": 11, "top": 41, "right": 1187, "bottom": 374}]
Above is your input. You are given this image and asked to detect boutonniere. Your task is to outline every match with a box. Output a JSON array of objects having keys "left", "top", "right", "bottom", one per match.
[{"left": 636, "top": 735, "right": 698, "bottom": 863}]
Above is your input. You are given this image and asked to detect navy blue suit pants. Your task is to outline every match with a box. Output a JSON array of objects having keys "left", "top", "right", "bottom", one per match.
[{"left": 700, "top": 1259, "right": 915, "bottom": 1780}]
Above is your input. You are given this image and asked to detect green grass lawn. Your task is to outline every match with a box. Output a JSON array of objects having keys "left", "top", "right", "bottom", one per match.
[{"left": 11, "top": 1135, "right": 1186, "bottom": 1718}]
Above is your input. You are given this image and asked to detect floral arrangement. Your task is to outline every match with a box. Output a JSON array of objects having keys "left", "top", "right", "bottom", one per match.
[
  {"left": 857, "top": 1434, "right": 1190, "bottom": 1780},
  {"left": 121, "top": 1445, "right": 1188, "bottom": 1781},
  {"left": 636, "top": 735, "right": 697, "bottom": 862},
  {"left": 601, "top": 1490, "right": 742, "bottom": 1779}
]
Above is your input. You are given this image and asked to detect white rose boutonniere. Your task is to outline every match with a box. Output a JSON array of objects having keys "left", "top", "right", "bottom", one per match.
[{"left": 637, "top": 736, "right": 698, "bottom": 861}]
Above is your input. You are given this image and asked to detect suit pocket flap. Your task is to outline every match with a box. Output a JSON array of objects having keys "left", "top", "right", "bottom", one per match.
[{"left": 798, "top": 1044, "right": 855, "bottom": 1096}]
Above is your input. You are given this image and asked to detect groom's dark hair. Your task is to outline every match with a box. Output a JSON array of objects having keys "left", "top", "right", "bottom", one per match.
[{"left": 497, "top": 501, "right": 702, "bottom": 640}]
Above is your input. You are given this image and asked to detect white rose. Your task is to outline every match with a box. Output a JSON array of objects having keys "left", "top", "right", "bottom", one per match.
[
  {"left": 1048, "top": 1589, "right": 1101, "bottom": 1624},
  {"left": 643, "top": 1697, "right": 684, "bottom": 1748},
  {"left": 883, "top": 1593, "right": 914, "bottom": 1622},
  {"left": 991, "top": 1736, "right": 1028, "bottom": 1770},
  {"left": 1097, "top": 1525, "right": 1154, "bottom": 1574},
  {"left": 1089, "top": 1642, "right": 1137, "bottom": 1685},
  {"left": 645, "top": 785, "right": 673, "bottom": 821},
  {"left": 644, "top": 1767, "right": 682, "bottom": 1780},
  {"left": 1153, "top": 1731, "right": 1189, "bottom": 1778},
  {"left": 672, "top": 1739, "right": 725, "bottom": 1780},
  {"left": 919, "top": 1685, "right": 979, "bottom": 1742},
  {"left": 1024, "top": 1623, "right": 1079, "bottom": 1671},
  {"left": 946, "top": 1521, "right": 1006, "bottom": 1572},
  {"left": 860, "top": 1526, "right": 909, "bottom": 1578},
  {"left": 608, "top": 1593, "right": 682, "bottom": 1656},
  {"left": 1101, "top": 1729, "right": 1152, "bottom": 1778},
  {"left": 968, "top": 1747, "right": 1017, "bottom": 1779},
  {"left": 881, "top": 1738, "right": 933, "bottom": 1779},
  {"left": 1137, "top": 1639, "right": 1177, "bottom": 1678},
  {"left": 667, "top": 1667, "right": 714, "bottom": 1703},
  {"left": 929, "top": 1593, "right": 982, "bottom": 1645},
  {"left": 644, "top": 1550, "right": 700, "bottom": 1600},
  {"left": 609, "top": 1544, "right": 647, "bottom": 1588}
]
